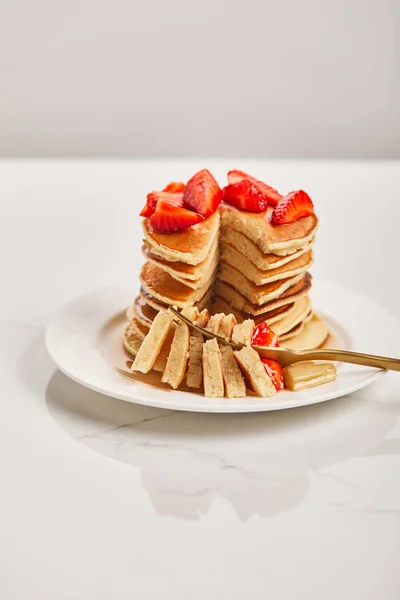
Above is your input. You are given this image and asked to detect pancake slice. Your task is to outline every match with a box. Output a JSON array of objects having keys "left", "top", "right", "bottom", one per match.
[
  {"left": 131, "top": 311, "right": 174, "bottom": 373},
  {"left": 206, "top": 313, "right": 225, "bottom": 334},
  {"left": 218, "top": 262, "right": 304, "bottom": 305},
  {"left": 221, "top": 243, "right": 313, "bottom": 285},
  {"left": 153, "top": 327, "right": 175, "bottom": 373},
  {"left": 142, "top": 210, "right": 220, "bottom": 265},
  {"left": 218, "top": 315, "right": 246, "bottom": 398},
  {"left": 218, "top": 313, "right": 237, "bottom": 338},
  {"left": 202, "top": 338, "right": 224, "bottom": 398},
  {"left": 186, "top": 309, "right": 210, "bottom": 389},
  {"left": 140, "top": 261, "right": 215, "bottom": 308},
  {"left": 234, "top": 347, "right": 276, "bottom": 397},
  {"left": 221, "top": 227, "right": 314, "bottom": 270},
  {"left": 220, "top": 204, "right": 318, "bottom": 254},
  {"left": 161, "top": 307, "right": 198, "bottom": 389},
  {"left": 215, "top": 273, "right": 312, "bottom": 316},
  {"left": 232, "top": 320, "right": 255, "bottom": 346}
]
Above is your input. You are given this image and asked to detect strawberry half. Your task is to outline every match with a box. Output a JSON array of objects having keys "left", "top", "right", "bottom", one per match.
[
  {"left": 271, "top": 190, "right": 314, "bottom": 225},
  {"left": 261, "top": 358, "right": 285, "bottom": 391},
  {"left": 227, "top": 169, "right": 282, "bottom": 206},
  {"left": 251, "top": 322, "right": 279, "bottom": 347},
  {"left": 140, "top": 189, "right": 184, "bottom": 218},
  {"left": 182, "top": 169, "right": 222, "bottom": 217},
  {"left": 222, "top": 180, "right": 269, "bottom": 212},
  {"left": 150, "top": 199, "right": 204, "bottom": 233}
]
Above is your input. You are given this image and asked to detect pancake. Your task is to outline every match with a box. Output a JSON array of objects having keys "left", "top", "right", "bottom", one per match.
[
  {"left": 139, "top": 284, "right": 214, "bottom": 313},
  {"left": 186, "top": 309, "right": 210, "bottom": 389},
  {"left": 129, "top": 316, "right": 150, "bottom": 340},
  {"left": 161, "top": 306, "right": 198, "bottom": 389},
  {"left": 131, "top": 311, "right": 174, "bottom": 373},
  {"left": 214, "top": 273, "right": 312, "bottom": 316},
  {"left": 233, "top": 347, "right": 276, "bottom": 397},
  {"left": 202, "top": 338, "right": 224, "bottom": 397},
  {"left": 142, "top": 210, "right": 220, "bottom": 265},
  {"left": 218, "top": 262, "right": 304, "bottom": 305},
  {"left": 123, "top": 323, "right": 143, "bottom": 358},
  {"left": 132, "top": 295, "right": 159, "bottom": 328},
  {"left": 278, "top": 321, "right": 304, "bottom": 342},
  {"left": 140, "top": 261, "right": 216, "bottom": 308},
  {"left": 220, "top": 204, "right": 318, "bottom": 255},
  {"left": 232, "top": 320, "right": 255, "bottom": 346},
  {"left": 221, "top": 243, "right": 313, "bottom": 285},
  {"left": 281, "top": 314, "right": 328, "bottom": 350},
  {"left": 268, "top": 296, "right": 311, "bottom": 337},
  {"left": 219, "top": 343, "right": 247, "bottom": 398},
  {"left": 221, "top": 227, "right": 314, "bottom": 270},
  {"left": 142, "top": 236, "right": 219, "bottom": 282},
  {"left": 156, "top": 250, "right": 219, "bottom": 290}
]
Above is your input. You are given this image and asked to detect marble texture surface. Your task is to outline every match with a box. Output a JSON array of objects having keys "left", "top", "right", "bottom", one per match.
[{"left": 1, "top": 160, "right": 400, "bottom": 599}]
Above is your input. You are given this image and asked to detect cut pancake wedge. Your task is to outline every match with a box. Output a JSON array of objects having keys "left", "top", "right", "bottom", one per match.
[
  {"left": 220, "top": 204, "right": 318, "bottom": 254},
  {"left": 140, "top": 262, "right": 215, "bottom": 308},
  {"left": 142, "top": 210, "right": 220, "bottom": 265},
  {"left": 215, "top": 273, "right": 312, "bottom": 316},
  {"left": 221, "top": 227, "right": 314, "bottom": 270},
  {"left": 142, "top": 236, "right": 219, "bottom": 282},
  {"left": 218, "top": 263, "right": 305, "bottom": 305},
  {"left": 221, "top": 243, "right": 313, "bottom": 285},
  {"left": 186, "top": 309, "right": 210, "bottom": 389}
]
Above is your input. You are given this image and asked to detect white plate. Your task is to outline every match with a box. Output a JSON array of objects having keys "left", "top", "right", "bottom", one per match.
[{"left": 45, "top": 282, "right": 397, "bottom": 413}]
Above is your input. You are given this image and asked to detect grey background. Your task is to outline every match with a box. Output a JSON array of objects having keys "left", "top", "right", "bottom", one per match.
[{"left": 1, "top": 0, "right": 399, "bottom": 158}]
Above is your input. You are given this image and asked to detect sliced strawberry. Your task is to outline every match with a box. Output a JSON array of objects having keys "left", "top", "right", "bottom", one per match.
[
  {"left": 150, "top": 199, "right": 204, "bottom": 233},
  {"left": 222, "top": 180, "right": 269, "bottom": 212},
  {"left": 140, "top": 191, "right": 184, "bottom": 218},
  {"left": 261, "top": 358, "right": 285, "bottom": 391},
  {"left": 163, "top": 181, "right": 185, "bottom": 193},
  {"left": 271, "top": 190, "right": 314, "bottom": 225},
  {"left": 251, "top": 322, "right": 279, "bottom": 347},
  {"left": 140, "top": 203, "right": 154, "bottom": 217},
  {"left": 182, "top": 169, "right": 222, "bottom": 217},
  {"left": 227, "top": 169, "right": 282, "bottom": 206}
]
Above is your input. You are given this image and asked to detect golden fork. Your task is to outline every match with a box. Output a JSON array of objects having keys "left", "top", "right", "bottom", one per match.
[{"left": 169, "top": 307, "right": 400, "bottom": 372}]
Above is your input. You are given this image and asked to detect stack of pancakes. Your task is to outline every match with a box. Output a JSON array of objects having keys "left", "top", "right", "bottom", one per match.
[
  {"left": 125, "top": 202, "right": 328, "bottom": 355},
  {"left": 212, "top": 204, "right": 327, "bottom": 348},
  {"left": 125, "top": 211, "right": 220, "bottom": 349}
]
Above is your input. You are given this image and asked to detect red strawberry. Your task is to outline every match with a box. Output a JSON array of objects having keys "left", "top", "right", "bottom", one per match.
[
  {"left": 222, "top": 180, "right": 269, "bottom": 212},
  {"left": 140, "top": 190, "right": 184, "bottom": 218},
  {"left": 251, "top": 322, "right": 279, "bottom": 347},
  {"left": 150, "top": 200, "right": 204, "bottom": 233},
  {"left": 261, "top": 358, "right": 285, "bottom": 391},
  {"left": 163, "top": 181, "right": 185, "bottom": 193},
  {"left": 271, "top": 190, "right": 314, "bottom": 225},
  {"left": 182, "top": 169, "right": 222, "bottom": 217},
  {"left": 227, "top": 169, "right": 282, "bottom": 206}
]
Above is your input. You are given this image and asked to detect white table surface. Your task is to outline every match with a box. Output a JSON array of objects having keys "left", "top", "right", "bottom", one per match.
[{"left": 1, "top": 159, "right": 400, "bottom": 600}]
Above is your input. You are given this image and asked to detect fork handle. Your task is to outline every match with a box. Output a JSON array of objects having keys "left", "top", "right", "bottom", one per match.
[{"left": 299, "top": 349, "right": 400, "bottom": 372}]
